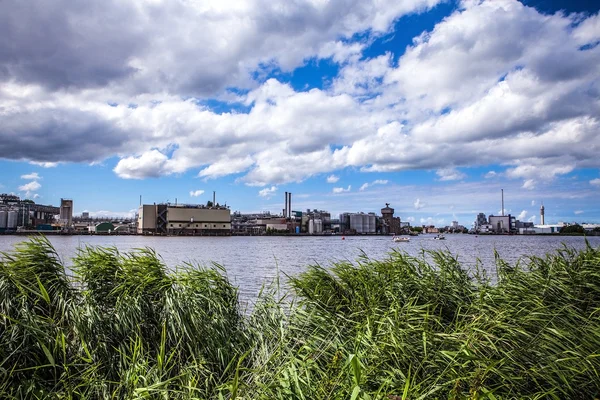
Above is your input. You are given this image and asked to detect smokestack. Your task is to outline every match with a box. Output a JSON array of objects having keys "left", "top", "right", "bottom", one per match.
[
  {"left": 140, "top": 195, "right": 142, "bottom": 206},
  {"left": 284, "top": 192, "right": 288, "bottom": 218},
  {"left": 540, "top": 202, "right": 545, "bottom": 225},
  {"left": 501, "top": 189, "right": 504, "bottom": 216},
  {"left": 213, "top": 191, "right": 216, "bottom": 206},
  {"left": 289, "top": 193, "right": 292, "bottom": 218}
]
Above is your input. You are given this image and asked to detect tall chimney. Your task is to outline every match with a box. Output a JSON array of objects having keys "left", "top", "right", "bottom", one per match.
[
  {"left": 501, "top": 189, "right": 504, "bottom": 216},
  {"left": 284, "top": 192, "right": 288, "bottom": 218},
  {"left": 288, "top": 193, "right": 292, "bottom": 218},
  {"left": 213, "top": 191, "right": 216, "bottom": 206}
]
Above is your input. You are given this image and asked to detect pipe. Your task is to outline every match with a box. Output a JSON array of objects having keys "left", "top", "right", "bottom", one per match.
[
  {"left": 501, "top": 189, "right": 504, "bottom": 216},
  {"left": 288, "top": 193, "right": 292, "bottom": 218},
  {"left": 284, "top": 192, "right": 288, "bottom": 218},
  {"left": 213, "top": 191, "right": 216, "bottom": 206}
]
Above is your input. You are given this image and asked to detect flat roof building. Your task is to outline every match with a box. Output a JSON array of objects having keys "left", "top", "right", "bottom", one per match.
[{"left": 138, "top": 204, "right": 231, "bottom": 235}]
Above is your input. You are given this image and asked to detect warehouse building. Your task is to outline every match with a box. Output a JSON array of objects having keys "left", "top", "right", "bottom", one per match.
[{"left": 137, "top": 204, "right": 231, "bottom": 235}]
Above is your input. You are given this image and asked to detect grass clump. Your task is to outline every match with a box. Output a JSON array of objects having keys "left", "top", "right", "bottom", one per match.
[{"left": 1, "top": 237, "right": 600, "bottom": 399}]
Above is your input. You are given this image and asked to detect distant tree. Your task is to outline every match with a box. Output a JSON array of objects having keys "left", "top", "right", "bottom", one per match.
[
  {"left": 560, "top": 224, "right": 585, "bottom": 234},
  {"left": 206, "top": 201, "right": 214, "bottom": 207},
  {"left": 411, "top": 226, "right": 423, "bottom": 233}
]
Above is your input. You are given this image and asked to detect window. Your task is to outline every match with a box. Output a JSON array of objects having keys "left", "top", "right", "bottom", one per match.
[
  {"left": 179, "top": 224, "right": 182, "bottom": 227},
  {"left": 213, "top": 224, "right": 216, "bottom": 228},
  {"left": 223, "top": 225, "right": 226, "bottom": 227}
]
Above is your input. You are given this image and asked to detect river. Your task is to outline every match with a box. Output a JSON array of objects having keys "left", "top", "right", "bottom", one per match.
[{"left": 1, "top": 234, "right": 599, "bottom": 305}]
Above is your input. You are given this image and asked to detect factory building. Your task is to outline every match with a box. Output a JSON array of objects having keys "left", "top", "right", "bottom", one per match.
[
  {"left": 340, "top": 212, "right": 377, "bottom": 234},
  {"left": 1, "top": 193, "right": 60, "bottom": 231},
  {"left": 60, "top": 199, "right": 73, "bottom": 227},
  {"left": 137, "top": 203, "right": 231, "bottom": 235}
]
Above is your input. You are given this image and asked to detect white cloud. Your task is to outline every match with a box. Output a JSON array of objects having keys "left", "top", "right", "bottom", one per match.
[
  {"left": 21, "top": 172, "right": 41, "bottom": 180},
  {"left": 326, "top": 174, "right": 340, "bottom": 183},
  {"left": 522, "top": 179, "right": 536, "bottom": 190},
  {"left": 18, "top": 180, "right": 41, "bottom": 196},
  {"left": 405, "top": 216, "right": 415, "bottom": 223},
  {"left": 87, "top": 209, "right": 137, "bottom": 219},
  {"left": 484, "top": 171, "right": 497, "bottom": 179},
  {"left": 189, "top": 190, "right": 205, "bottom": 197},
  {"left": 333, "top": 185, "right": 351, "bottom": 193},
  {"left": 258, "top": 186, "right": 278, "bottom": 199},
  {"left": 590, "top": 178, "right": 600, "bottom": 187},
  {"left": 528, "top": 215, "right": 536, "bottom": 223},
  {"left": 574, "top": 210, "right": 584, "bottom": 215},
  {"left": 29, "top": 161, "right": 58, "bottom": 168},
  {"left": 517, "top": 210, "right": 528, "bottom": 220},
  {"left": 359, "top": 179, "right": 388, "bottom": 191},
  {"left": 414, "top": 198, "right": 425, "bottom": 209},
  {"left": 113, "top": 150, "right": 169, "bottom": 179},
  {"left": 436, "top": 168, "right": 466, "bottom": 182},
  {"left": 32, "top": 193, "right": 40, "bottom": 199},
  {"left": 531, "top": 200, "right": 536, "bottom": 206}
]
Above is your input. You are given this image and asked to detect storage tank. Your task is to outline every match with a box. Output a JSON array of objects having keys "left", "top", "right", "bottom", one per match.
[
  {"left": 308, "top": 219, "right": 314, "bottom": 235},
  {"left": 368, "top": 214, "right": 376, "bottom": 233},
  {"left": 350, "top": 214, "right": 362, "bottom": 233},
  {"left": 315, "top": 219, "right": 323, "bottom": 234},
  {"left": 7, "top": 210, "right": 18, "bottom": 229},
  {"left": 0, "top": 210, "right": 7, "bottom": 229}
]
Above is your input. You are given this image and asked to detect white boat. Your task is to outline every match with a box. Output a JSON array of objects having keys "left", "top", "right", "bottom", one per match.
[
  {"left": 434, "top": 234, "right": 446, "bottom": 240},
  {"left": 393, "top": 236, "right": 410, "bottom": 242}
]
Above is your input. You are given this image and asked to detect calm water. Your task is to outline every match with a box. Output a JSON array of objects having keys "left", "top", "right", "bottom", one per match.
[{"left": 1, "top": 235, "right": 599, "bottom": 304}]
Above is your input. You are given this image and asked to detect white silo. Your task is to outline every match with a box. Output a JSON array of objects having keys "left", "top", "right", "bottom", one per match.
[
  {"left": 7, "top": 210, "right": 18, "bottom": 229},
  {"left": 309, "top": 219, "right": 315, "bottom": 235},
  {"left": 0, "top": 210, "right": 7, "bottom": 229},
  {"left": 315, "top": 219, "right": 323, "bottom": 234}
]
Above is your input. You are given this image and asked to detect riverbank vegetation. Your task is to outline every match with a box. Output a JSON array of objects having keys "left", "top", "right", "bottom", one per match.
[{"left": 1, "top": 237, "right": 599, "bottom": 399}]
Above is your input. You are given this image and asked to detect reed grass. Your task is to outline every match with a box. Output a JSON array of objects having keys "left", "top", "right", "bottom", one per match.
[{"left": 1, "top": 237, "right": 599, "bottom": 399}]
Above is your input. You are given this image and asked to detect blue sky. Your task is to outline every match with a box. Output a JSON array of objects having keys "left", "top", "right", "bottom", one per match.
[{"left": 1, "top": 0, "right": 599, "bottom": 226}]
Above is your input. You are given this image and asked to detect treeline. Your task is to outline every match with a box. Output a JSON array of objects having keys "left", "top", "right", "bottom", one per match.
[{"left": 1, "top": 238, "right": 600, "bottom": 398}]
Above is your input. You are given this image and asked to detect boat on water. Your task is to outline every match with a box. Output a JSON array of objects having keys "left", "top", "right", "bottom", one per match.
[
  {"left": 434, "top": 234, "right": 446, "bottom": 240},
  {"left": 393, "top": 236, "right": 410, "bottom": 242}
]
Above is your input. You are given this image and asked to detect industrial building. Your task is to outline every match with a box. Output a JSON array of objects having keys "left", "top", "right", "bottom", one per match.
[
  {"left": 0, "top": 193, "right": 60, "bottom": 232},
  {"left": 380, "top": 203, "right": 401, "bottom": 234},
  {"left": 340, "top": 212, "right": 377, "bottom": 234},
  {"left": 137, "top": 203, "right": 231, "bottom": 235}
]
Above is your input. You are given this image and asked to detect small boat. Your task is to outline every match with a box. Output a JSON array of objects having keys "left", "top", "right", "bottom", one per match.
[
  {"left": 393, "top": 236, "right": 410, "bottom": 242},
  {"left": 434, "top": 234, "right": 446, "bottom": 240}
]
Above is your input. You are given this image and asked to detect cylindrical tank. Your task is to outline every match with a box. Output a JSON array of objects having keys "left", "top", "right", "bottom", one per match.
[
  {"left": 315, "top": 219, "right": 322, "bottom": 234},
  {"left": 0, "top": 210, "right": 7, "bottom": 229},
  {"left": 7, "top": 210, "right": 18, "bottom": 229},
  {"left": 368, "top": 215, "right": 376, "bottom": 233},
  {"left": 350, "top": 214, "right": 361, "bottom": 233},
  {"left": 308, "top": 219, "right": 314, "bottom": 235}
]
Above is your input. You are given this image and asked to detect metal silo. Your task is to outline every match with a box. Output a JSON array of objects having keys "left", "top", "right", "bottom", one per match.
[
  {"left": 368, "top": 214, "right": 376, "bottom": 233},
  {"left": 7, "top": 210, "right": 18, "bottom": 229},
  {"left": 315, "top": 219, "right": 322, "bottom": 234},
  {"left": 0, "top": 210, "right": 7, "bottom": 229}
]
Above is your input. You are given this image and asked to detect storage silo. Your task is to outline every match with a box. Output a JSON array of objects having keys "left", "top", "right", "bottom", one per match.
[
  {"left": 0, "top": 210, "right": 7, "bottom": 229},
  {"left": 308, "top": 219, "right": 315, "bottom": 235},
  {"left": 350, "top": 214, "right": 362, "bottom": 233},
  {"left": 315, "top": 219, "right": 323, "bottom": 234},
  {"left": 7, "top": 210, "right": 18, "bottom": 229},
  {"left": 368, "top": 214, "right": 376, "bottom": 233}
]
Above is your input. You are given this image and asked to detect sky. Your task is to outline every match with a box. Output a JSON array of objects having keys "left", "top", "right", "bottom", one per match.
[{"left": 1, "top": 0, "right": 599, "bottom": 226}]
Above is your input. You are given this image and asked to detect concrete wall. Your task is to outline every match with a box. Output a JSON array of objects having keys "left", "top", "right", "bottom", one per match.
[{"left": 138, "top": 205, "right": 157, "bottom": 233}]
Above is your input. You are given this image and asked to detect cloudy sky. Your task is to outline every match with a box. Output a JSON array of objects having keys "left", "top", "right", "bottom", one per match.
[{"left": 1, "top": 0, "right": 599, "bottom": 225}]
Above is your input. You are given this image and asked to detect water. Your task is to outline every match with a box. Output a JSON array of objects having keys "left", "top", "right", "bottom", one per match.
[{"left": 1, "top": 234, "right": 599, "bottom": 304}]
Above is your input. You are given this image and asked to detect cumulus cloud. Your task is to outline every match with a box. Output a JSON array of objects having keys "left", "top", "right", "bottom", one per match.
[
  {"left": 531, "top": 200, "right": 536, "bottom": 206},
  {"left": 591, "top": 178, "right": 600, "bottom": 187},
  {"left": 1, "top": 0, "right": 599, "bottom": 190},
  {"left": 30, "top": 161, "right": 58, "bottom": 168},
  {"left": 359, "top": 179, "right": 388, "bottom": 191},
  {"left": 333, "top": 185, "right": 351, "bottom": 193},
  {"left": 484, "top": 171, "right": 497, "bottom": 179},
  {"left": 189, "top": 190, "right": 205, "bottom": 197},
  {"left": 258, "top": 186, "right": 278, "bottom": 199},
  {"left": 522, "top": 179, "right": 536, "bottom": 190},
  {"left": 113, "top": 150, "right": 169, "bottom": 179},
  {"left": 21, "top": 172, "right": 41, "bottom": 180},
  {"left": 436, "top": 168, "right": 466, "bottom": 182},
  {"left": 18, "top": 180, "right": 41, "bottom": 193},
  {"left": 517, "top": 210, "right": 528, "bottom": 220},
  {"left": 326, "top": 174, "right": 340, "bottom": 183},
  {"left": 528, "top": 215, "right": 537, "bottom": 223},
  {"left": 414, "top": 198, "right": 425, "bottom": 209}
]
